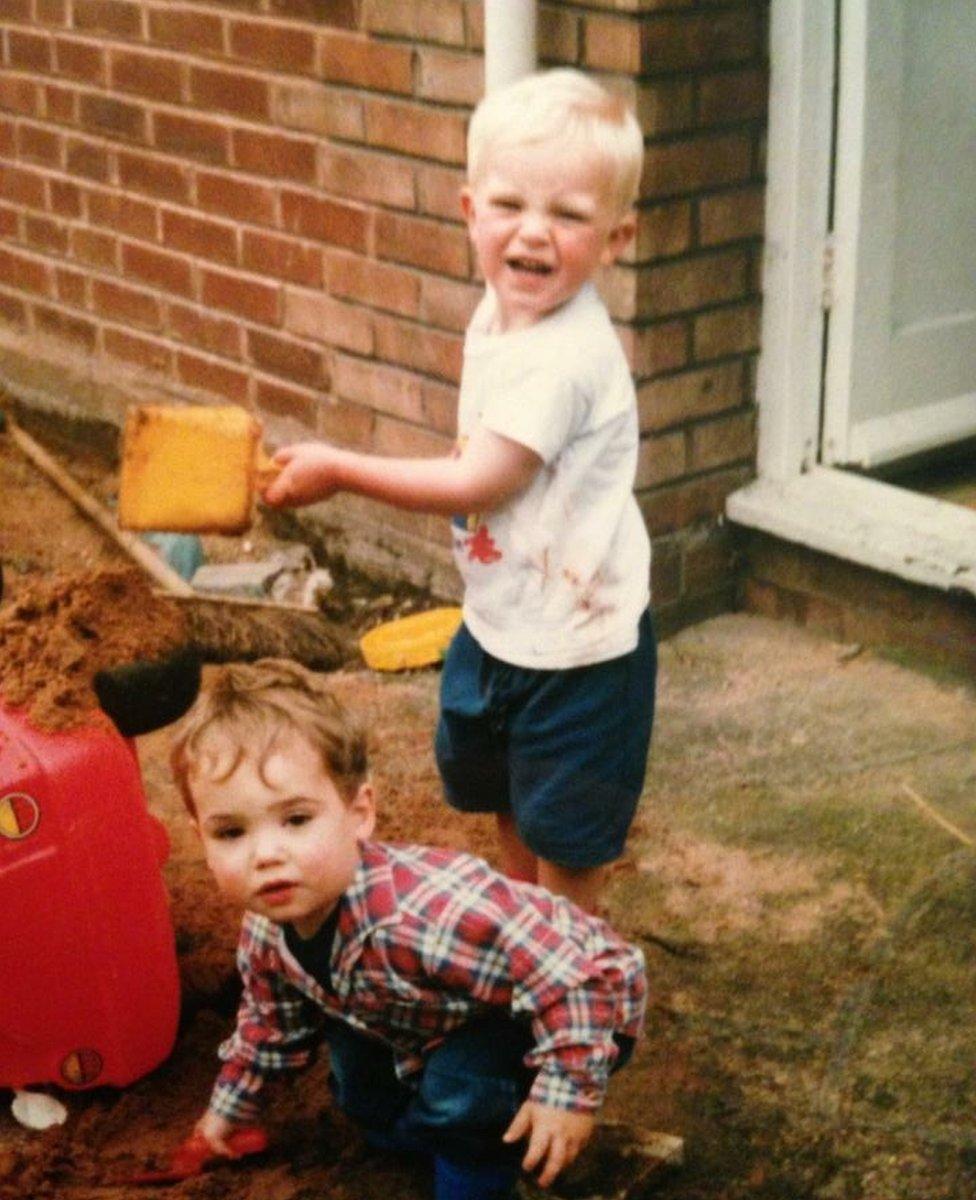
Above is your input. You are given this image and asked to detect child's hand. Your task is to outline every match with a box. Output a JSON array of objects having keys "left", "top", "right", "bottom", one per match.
[
  {"left": 260, "top": 443, "right": 347, "bottom": 508},
  {"left": 502, "top": 1100, "right": 595, "bottom": 1188},
  {"left": 193, "top": 1110, "right": 241, "bottom": 1159}
]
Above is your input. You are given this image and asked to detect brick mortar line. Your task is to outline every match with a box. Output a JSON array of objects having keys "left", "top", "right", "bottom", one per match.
[
  {"left": 2, "top": 167, "right": 477, "bottom": 272},
  {"left": 0, "top": 237, "right": 478, "bottom": 346},
  {"left": 0, "top": 280, "right": 472, "bottom": 395}
]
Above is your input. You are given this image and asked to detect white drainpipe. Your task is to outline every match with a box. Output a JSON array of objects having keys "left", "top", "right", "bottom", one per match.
[{"left": 483, "top": 0, "right": 537, "bottom": 93}]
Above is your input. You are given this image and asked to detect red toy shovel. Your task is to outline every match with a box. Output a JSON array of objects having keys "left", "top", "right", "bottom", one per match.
[{"left": 128, "top": 1125, "right": 268, "bottom": 1185}]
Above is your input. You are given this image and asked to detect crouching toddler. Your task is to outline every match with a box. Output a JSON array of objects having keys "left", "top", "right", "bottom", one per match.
[{"left": 171, "top": 659, "right": 646, "bottom": 1200}]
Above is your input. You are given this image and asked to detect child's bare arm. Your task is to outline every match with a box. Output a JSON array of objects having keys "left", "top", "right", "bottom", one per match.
[
  {"left": 260, "top": 427, "right": 540, "bottom": 516},
  {"left": 503, "top": 1101, "right": 595, "bottom": 1187}
]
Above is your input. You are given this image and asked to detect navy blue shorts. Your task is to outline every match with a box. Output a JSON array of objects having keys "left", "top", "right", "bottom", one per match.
[{"left": 435, "top": 610, "right": 656, "bottom": 869}]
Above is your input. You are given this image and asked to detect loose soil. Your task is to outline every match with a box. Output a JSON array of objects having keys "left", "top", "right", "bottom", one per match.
[
  {"left": 0, "top": 567, "right": 188, "bottom": 730},
  {"left": 0, "top": 418, "right": 654, "bottom": 1200},
  {"left": 2, "top": 414, "right": 974, "bottom": 1200}
]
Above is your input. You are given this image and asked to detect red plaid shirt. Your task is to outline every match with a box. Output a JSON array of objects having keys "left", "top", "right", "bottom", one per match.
[{"left": 210, "top": 841, "right": 646, "bottom": 1123}]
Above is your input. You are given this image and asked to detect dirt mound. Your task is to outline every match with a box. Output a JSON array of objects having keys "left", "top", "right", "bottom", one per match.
[{"left": 0, "top": 566, "right": 188, "bottom": 730}]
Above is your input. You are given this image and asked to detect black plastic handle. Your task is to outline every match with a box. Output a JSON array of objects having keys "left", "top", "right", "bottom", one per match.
[{"left": 93, "top": 647, "right": 202, "bottom": 737}]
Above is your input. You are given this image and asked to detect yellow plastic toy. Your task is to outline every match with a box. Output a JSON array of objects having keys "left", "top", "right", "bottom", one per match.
[
  {"left": 359, "top": 607, "right": 462, "bottom": 672},
  {"left": 118, "top": 405, "right": 279, "bottom": 535}
]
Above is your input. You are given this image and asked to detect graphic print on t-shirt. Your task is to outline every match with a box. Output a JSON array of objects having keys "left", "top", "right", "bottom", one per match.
[
  {"left": 451, "top": 513, "right": 502, "bottom": 564},
  {"left": 449, "top": 435, "right": 503, "bottom": 564}
]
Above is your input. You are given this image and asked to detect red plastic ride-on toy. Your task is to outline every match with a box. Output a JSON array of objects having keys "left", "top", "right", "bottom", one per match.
[{"left": 0, "top": 561, "right": 199, "bottom": 1092}]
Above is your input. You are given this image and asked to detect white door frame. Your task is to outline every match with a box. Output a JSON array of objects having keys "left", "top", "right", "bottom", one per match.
[
  {"left": 752, "top": 0, "right": 835, "bottom": 483},
  {"left": 726, "top": 0, "right": 976, "bottom": 598},
  {"left": 823, "top": 0, "right": 976, "bottom": 468}
]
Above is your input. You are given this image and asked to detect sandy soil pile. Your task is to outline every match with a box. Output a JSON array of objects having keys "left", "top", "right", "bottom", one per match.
[{"left": 0, "top": 567, "right": 188, "bottom": 730}]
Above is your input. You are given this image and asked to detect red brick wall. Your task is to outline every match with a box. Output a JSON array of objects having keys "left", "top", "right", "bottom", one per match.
[{"left": 0, "top": 0, "right": 767, "bottom": 620}]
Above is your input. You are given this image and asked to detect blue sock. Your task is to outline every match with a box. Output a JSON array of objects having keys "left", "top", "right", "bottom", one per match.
[{"left": 433, "top": 1155, "right": 519, "bottom": 1200}]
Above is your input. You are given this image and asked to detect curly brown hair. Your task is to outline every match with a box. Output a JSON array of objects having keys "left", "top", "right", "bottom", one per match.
[{"left": 169, "top": 658, "right": 368, "bottom": 815}]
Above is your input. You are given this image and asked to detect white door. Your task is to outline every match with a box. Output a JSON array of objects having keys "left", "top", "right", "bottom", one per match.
[{"left": 822, "top": 0, "right": 976, "bottom": 469}]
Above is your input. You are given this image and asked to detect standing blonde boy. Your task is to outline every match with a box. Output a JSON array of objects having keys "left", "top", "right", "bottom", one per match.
[
  {"left": 173, "top": 659, "right": 646, "bottom": 1200},
  {"left": 262, "top": 70, "right": 656, "bottom": 913}
]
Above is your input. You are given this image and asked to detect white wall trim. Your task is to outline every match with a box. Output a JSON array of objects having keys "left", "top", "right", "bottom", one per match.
[
  {"left": 753, "top": 0, "right": 835, "bottom": 481},
  {"left": 846, "top": 393, "right": 976, "bottom": 468},
  {"left": 728, "top": 0, "right": 976, "bottom": 599},
  {"left": 820, "top": 0, "right": 868, "bottom": 465},
  {"left": 727, "top": 468, "right": 976, "bottom": 597}
]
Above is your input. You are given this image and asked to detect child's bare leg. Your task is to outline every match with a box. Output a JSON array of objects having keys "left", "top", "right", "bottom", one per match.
[
  {"left": 495, "top": 812, "right": 538, "bottom": 884},
  {"left": 497, "top": 818, "right": 610, "bottom": 912},
  {"left": 538, "top": 860, "right": 609, "bottom": 915}
]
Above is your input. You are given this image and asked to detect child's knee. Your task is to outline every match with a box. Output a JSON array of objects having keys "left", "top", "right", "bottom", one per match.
[
  {"left": 411, "top": 1018, "right": 532, "bottom": 1140},
  {"left": 413, "top": 1063, "right": 523, "bottom": 1138}
]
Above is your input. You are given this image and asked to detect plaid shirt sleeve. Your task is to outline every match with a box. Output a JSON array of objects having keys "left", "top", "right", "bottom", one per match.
[
  {"left": 510, "top": 898, "right": 645, "bottom": 1113},
  {"left": 208, "top": 916, "right": 324, "bottom": 1125},
  {"left": 520, "top": 932, "right": 646, "bottom": 1113},
  {"left": 402, "top": 855, "right": 647, "bottom": 1114}
]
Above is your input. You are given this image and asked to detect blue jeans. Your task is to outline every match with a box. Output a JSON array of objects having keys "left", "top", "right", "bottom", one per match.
[
  {"left": 323, "top": 1015, "right": 635, "bottom": 1168},
  {"left": 324, "top": 1015, "right": 532, "bottom": 1167}
]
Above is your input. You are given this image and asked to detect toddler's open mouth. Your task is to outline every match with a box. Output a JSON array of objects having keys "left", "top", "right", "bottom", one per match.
[
  {"left": 506, "top": 257, "right": 552, "bottom": 275},
  {"left": 258, "top": 881, "right": 296, "bottom": 906}
]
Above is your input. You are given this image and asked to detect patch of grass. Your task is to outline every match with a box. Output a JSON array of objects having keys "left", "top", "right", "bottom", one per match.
[{"left": 663, "top": 780, "right": 957, "bottom": 906}]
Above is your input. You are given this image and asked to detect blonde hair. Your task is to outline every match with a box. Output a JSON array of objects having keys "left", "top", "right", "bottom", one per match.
[
  {"left": 467, "top": 69, "right": 644, "bottom": 216},
  {"left": 170, "top": 658, "right": 368, "bottom": 814}
]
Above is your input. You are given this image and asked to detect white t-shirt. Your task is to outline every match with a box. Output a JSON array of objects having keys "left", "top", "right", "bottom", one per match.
[{"left": 452, "top": 282, "right": 651, "bottom": 670}]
